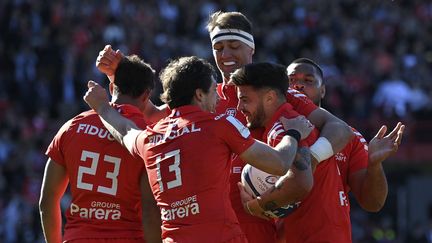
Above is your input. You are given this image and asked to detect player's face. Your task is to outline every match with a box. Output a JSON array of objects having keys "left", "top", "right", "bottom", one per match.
[
  {"left": 202, "top": 79, "right": 219, "bottom": 113},
  {"left": 212, "top": 40, "right": 254, "bottom": 81},
  {"left": 287, "top": 63, "right": 324, "bottom": 106},
  {"left": 237, "top": 85, "right": 266, "bottom": 129}
]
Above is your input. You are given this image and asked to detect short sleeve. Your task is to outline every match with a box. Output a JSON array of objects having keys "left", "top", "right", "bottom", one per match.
[
  {"left": 45, "top": 120, "right": 72, "bottom": 166},
  {"left": 347, "top": 130, "right": 369, "bottom": 174},
  {"left": 218, "top": 115, "right": 255, "bottom": 155},
  {"left": 131, "top": 130, "right": 148, "bottom": 160}
]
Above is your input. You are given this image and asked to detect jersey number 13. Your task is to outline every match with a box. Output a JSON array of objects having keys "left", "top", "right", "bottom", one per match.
[{"left": 156, "top": 149, "right": 182, "bottom": 192}]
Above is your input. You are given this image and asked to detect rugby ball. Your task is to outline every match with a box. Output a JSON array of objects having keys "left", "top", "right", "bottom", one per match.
[
  {"left": 241, "top": 164, "right": 299, "bottom": 218},
  {"left": 241, "top": 164, "right": 280, "bottom": 197}
]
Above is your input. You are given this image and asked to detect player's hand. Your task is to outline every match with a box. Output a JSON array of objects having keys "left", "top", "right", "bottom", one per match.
[
  {"left": 238, "top": 182, "right": 254, "bottom": 203},
  {"left": 96, "top": 45, "right": 123, "bottom": 76},
  {"left": 83, "top": 81, "right": 110, "bottom": 113},
  {"left": 279, "top": 116, "right": 314, "bottom": 140},
  {"left": 237, "top": 182, "right": 271, "bottom": 220},
  {"left": 368, "top": 122, "right": 405, "bottom": 166}
]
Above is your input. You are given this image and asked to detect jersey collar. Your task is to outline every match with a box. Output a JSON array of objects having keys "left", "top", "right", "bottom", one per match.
[
  {"left": 112, "top": 103, "right": 143, "bottom": 116},
  {"left": 170, "top": 105, "right": 203, "bottom": 117},
  {"left": 263, "top": 102, "right": 294, "bottom": 135}
]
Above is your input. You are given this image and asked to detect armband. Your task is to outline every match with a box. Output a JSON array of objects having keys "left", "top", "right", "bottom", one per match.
[
  {"left": 310, "top": 137, "right": 334, "bottom": 163},
  {"left": 284, "top": 129, "right": 301, "bottom": 143}
]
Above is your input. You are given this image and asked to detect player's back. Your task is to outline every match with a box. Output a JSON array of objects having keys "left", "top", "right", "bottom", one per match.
[
  {"left": 46, "top": 104, "right": 147, "bottom": 241},
  {"left": 134, "top": 105, "right": 248, "bottom": 242}
]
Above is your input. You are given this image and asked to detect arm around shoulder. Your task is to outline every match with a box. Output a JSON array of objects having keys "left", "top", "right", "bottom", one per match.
[
  {"left": 240, "top": 135, "right": 299, "bottom": 176},
  {"left": 83, "top": 81, "right": 142, "bottom": 154},
  {"left": 307, "top": 107, "right": 354, "bottom": 161}
]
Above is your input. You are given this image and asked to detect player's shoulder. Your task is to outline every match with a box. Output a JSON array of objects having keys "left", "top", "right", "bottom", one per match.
[
  {"left": 351, "top": 127, "right": 364, "bottom": 137},
  {"left": 267, "top": 120, "right": 285, "bottom": 142},
  {"left": 71, "top": 109, "right": 98, "bottom": 122},
  {"left": 59, "top": 110, "right": 96, "bottom": 131},
  {"left": 212, "top": 113, "right": 234, "bottom": 127},
  {"left": 343, "top": 126, "right": 368, "bottom": 153},
  {"left": 350, "top": 127, "right": 367, "bottom": 144},
  {"left": 114, "top": 104, "right": 148, "bottom": 128},
  {"left": 213, "top": 114, "right": 251, "bottom": 138},
  {"left": 279, "top": 103, "right": 301, "bottom": 119},
  {"left": 286, "top": 88, "right": 316, "bottom": 109}
]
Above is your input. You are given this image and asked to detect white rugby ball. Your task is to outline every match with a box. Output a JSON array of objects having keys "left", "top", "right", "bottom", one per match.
[
  {"left": 241, "top": 164, "right": 279, "bottom": 197},
  {"left": 241, "top": 164, "right": 299, "bottom": 218}
]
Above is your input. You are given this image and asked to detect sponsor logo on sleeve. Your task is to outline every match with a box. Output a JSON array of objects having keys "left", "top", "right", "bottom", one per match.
[
  {"left": 225, "top": 108, "right": 237, "bottom": 117},
  {"left": 226, "top": 116, "right": 250, "bottom": 138}
]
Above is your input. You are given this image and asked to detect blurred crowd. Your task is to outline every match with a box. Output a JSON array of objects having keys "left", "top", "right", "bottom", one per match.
[{"left": 0, "top": 0, "right": 431, "bottom": 242}]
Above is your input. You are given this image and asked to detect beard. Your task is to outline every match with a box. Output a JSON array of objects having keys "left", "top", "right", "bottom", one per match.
[{"left": 246, "top": 102, "right": 266, "bottom": 129}]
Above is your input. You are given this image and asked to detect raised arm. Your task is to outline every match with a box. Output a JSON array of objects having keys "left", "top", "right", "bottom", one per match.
[
  {"left": 96, "top": 45, "right": 167, "bottom": 123},
  {"left": 83, "top": 81, "right": 141, "bottom": 153},
  {"left": 349, "top": 122, "right": 405, "bottom": 212},
  {"left": 96, "top": 45, "right": 123, "bottom": 78},
  {"left": 39, "top": 158, "right": 69, "bottom": 243}
]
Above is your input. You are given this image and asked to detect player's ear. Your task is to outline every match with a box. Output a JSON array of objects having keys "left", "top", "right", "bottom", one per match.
[
  {"left": 194, "top": 88, "right": 205, "bottom": 102},
  {"left": 320, "top": 85, "right": 326, "bottom": 99},
  {"left": 264, "top": 89, "right": 277, "bottom": 104},
  {"left": 140, "top": 89, "right": 151, "bottom": 103}
]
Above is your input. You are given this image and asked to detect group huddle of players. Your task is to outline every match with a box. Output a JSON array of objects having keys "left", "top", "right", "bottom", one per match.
[{"left": 38, "top": 11, "right": 404, "bottom": 243}]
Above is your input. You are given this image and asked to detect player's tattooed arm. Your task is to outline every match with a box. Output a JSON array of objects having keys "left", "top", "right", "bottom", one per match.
[
  {"left": 239, "top": 148, "right": 314, "bottom": 218},
  {"left": 292, "top": 147, "right": 312, "bottom": 171},
  {"left": 262, "top": 200, "right": 279, "bottom": 211},
  {"left": 255, "top": 147, "right": 313, "bottom": 211}
]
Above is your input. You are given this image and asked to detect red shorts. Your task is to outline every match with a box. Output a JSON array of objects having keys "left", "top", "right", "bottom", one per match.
[
  {"left": 240, "top": 222, "right": 276, "bottom": 243},
  {"left": 64, "top": 238, "right": 144, "bottom": 243}
]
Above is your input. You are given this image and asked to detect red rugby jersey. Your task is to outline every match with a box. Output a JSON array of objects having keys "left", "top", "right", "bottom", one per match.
[
  {"left": 219, "top": 84, "right": 319, "bottom": 222},
  {"left": 335, "top": 127, "right": 369, "bottom": 221},
  {"left": 261, "top": 103, "right": 351, "bottom": 242},
  {"left": 132, "top": 105, "right": 254, "bottom": 242},
  {"left": 337, "top": 128, "right": 369, "bottom": 195},
  {"left": 46, "top": 104, "right": 147, "bottom": 241}
]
